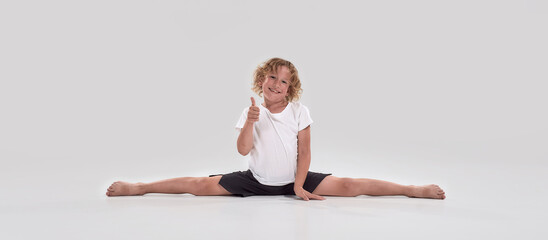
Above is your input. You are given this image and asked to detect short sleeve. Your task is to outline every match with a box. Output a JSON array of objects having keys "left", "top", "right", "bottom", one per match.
[
  {"left": 235, "top": 108, "right": 248, "bottom": 131},
  {"left": 298, "top": 104, "right": 313, "bottom": 131}
]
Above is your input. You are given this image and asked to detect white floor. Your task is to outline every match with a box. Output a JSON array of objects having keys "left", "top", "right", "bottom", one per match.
[
  {"left": 1, "top": 1, "right": 547, "bottom": 239},
  {"left": 1, "top": 161, "right": 546, "bottom": 240}
]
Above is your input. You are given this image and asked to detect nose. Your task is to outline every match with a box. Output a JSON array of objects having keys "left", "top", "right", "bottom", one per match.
[{"left": 274, "top": 79, "right": 282, "bottom": 88}]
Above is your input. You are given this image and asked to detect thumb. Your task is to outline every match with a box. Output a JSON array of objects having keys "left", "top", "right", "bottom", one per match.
[{"left": 250, "top": 97, "right": 256, "bottom": 106}]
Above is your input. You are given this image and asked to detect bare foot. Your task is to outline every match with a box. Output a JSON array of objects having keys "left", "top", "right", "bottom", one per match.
[
  {"left": 106, "top": 181, "right": 146, "bottom": 197},
  {"left": 408, "top": 184, "right": 446, "bottom": 200}
]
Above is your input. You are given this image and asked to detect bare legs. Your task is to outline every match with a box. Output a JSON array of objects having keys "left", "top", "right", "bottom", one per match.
[
  {"left": 106, "top": 176, "right": 231, "bottom": 197},
  {"left": 312, "top": 176, "right": 446, "bottom": 199},
  {"left": 106, "top": 175, "right": 446, "bottom": 200}
]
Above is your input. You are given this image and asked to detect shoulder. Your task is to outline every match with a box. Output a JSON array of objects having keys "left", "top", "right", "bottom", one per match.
[{"left": 290, "top": 102, "right": 310, "bottom": 113}]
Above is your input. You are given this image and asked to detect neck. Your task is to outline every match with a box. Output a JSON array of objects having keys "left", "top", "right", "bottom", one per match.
[{"left": 262, "top": 98, "right": 288, "bottom": 109}]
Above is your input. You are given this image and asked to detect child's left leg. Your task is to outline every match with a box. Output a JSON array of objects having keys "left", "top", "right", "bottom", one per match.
[{"left": 312, "top": 176, "right": 446, "bottom": 199}]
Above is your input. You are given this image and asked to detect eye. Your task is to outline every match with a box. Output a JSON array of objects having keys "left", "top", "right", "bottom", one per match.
[
  {"left": 282, "top": 80, "right": 287, "bottom": 84},
  {"left": 270, "top": 75, "right": 275, "bottom": 79}
]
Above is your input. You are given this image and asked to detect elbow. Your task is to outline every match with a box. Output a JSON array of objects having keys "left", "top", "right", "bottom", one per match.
[
  {"left": 237, "top": 145, "right": 251, "bottom": 156},
  {"left": 298, "top": 151, "right": 311, "bottom": 160},
  {"left": 236, "top": 137, "right": 252, "bottom": 156},
  {"left": 238, "top": 149, "right": 249, "bottom": 156}
]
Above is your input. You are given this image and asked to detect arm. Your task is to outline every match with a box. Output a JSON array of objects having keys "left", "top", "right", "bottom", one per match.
[
  {"left": 237, "top": 121, "right": 254, "bottom": 156},
  {"left": 294, "top": 125, "right": 325, "bottom": 201},
  {"left": 237, "top": 97, "right": 260, "bottom": 156},
  {"left": 294, "top": 125, "right": 311, "bottom": 188}
]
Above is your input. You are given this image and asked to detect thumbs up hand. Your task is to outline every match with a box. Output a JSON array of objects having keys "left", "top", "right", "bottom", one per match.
[{"left": 247, "top": 97, "right": 260, "bottom": 124}]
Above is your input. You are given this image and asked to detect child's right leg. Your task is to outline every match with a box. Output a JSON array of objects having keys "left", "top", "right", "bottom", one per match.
[{"left": 106, "top": 176, "right": 232, "bottom": 197}]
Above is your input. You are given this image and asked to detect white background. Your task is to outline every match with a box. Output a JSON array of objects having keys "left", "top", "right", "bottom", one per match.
[{"left": 1, "top": 1, "right": 547, "bottom": 239}]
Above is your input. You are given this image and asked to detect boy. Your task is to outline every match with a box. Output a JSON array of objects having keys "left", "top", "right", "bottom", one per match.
[{"left": 107, "top": 58, "right": 446, "bottom": 201}]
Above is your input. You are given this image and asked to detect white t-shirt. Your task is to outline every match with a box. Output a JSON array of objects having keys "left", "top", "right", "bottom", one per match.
[{"left": 235, "top": 102, "right": 314, "bottom": 186}]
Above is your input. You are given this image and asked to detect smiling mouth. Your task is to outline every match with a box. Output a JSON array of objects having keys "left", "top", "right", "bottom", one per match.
[{"left": 268, "top": 87, "right": 280, "bottom": 94}]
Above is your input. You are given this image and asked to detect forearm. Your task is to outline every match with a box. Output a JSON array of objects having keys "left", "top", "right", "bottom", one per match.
[
  {"left": 294, "top": 153, "right": 311, "bottom": 189},
  {"left": 237, "top": 121, "right": 254, "bottom": 155}
]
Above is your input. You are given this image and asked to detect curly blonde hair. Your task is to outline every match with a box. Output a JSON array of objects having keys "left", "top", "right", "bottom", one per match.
[{"left": 252, "top": 57, "right": 302, "bottom": 102}]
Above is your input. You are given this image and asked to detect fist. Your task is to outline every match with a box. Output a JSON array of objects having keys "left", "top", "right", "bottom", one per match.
[{"left": 247, "top": 97, "right": 260, "bottom": 123}]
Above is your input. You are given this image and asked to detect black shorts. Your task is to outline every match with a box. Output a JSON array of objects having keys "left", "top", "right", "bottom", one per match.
[{"left": 209, "top": 169, "right": 332, "bottom": 197}]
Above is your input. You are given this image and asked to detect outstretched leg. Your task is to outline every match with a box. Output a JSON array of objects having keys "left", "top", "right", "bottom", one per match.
[
  {"left": 312, "top": 176, "right": 446, "bottom": 199},
  {"left": 106, "top": 176, "right": 232, "bottom": 197}
]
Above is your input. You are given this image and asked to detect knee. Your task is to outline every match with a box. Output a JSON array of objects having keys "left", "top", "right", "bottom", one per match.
[
  {"left": 190, "top": 177, "right": 213, "bottom": 196},
  {"left": 341, "top": 178, "right": 360, "bottom": 197}
]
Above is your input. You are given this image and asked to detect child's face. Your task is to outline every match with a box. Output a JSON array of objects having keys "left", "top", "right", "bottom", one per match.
[{"left": 262, "top": 66, "right": 291, "bottom": 102}]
